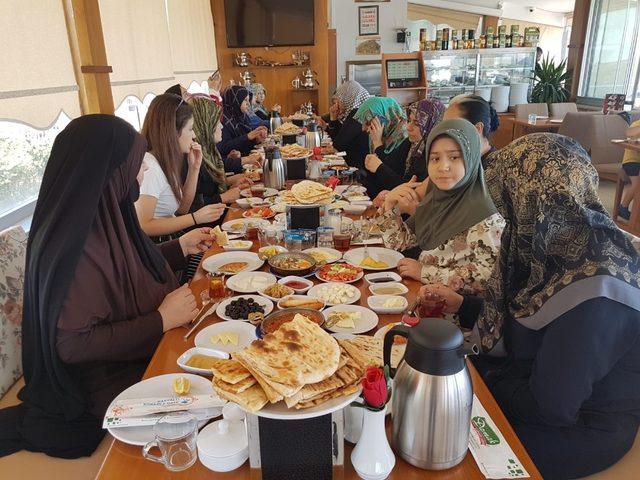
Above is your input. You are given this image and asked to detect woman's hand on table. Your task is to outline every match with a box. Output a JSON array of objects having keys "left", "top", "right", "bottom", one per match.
[
  {"left": 418, "top": 284, "right": 463, "bottom": 315},
  {"left": 193, "top": 203, "right": 226, "bottom": 225},
  {"left": 158, "top": 284, "right": 198, "bottom": 331},
  {"left": 373, "top": 190, "right": 389, "bottom": 208},
  {"left": 396, "top": 258, "right": 422, "bottom": 280},
  {"left": 220, "top": 187, "right": 241, "bottom": 204},
  {"left": 365, "top": 154, "right": 383, "bottom": 173},
  {"left": 179, "top": 227, "right": 214, "bottom": 256},
  {"left": 228, "top": 174, "right": 252, "bottom": 188},
  {"left": 242, "top": 152, "right": 263, "bottom": 167},
  {"left": 368, "top": 117, "right": 384, "bottom": 150},
  {"left": 248, "top": 126, "right": 268, "bottom": 142}
]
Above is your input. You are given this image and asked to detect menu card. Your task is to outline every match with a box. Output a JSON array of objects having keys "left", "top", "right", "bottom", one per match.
[{"left": 469, "top": 395, "right": 530, "bottom": 479}]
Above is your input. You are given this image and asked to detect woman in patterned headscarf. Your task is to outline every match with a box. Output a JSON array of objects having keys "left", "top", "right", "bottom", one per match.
[
  {"left": 326, "top": 81, "right": 371, "bottom": 169},
  {"left": 368, "top": 97, "right": 445, "bottom": 200},
  {"left": 353, "top": 97, "right": 408, "bottom": 197},
  {"left": 419, "top": 133, "right": 640, "bottom": 480},
  {"left": 217, "top": 85, "right": 267, "bottom": 157}
]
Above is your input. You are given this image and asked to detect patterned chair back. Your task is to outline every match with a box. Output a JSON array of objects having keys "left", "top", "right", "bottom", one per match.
[{"left": 0, "top": 226, "right": 27, "bottom": 398}]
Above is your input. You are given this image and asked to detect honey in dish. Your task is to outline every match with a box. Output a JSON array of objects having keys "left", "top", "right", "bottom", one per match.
[{"left": 185, "top": 354, "right": 219, "bottom": 369}]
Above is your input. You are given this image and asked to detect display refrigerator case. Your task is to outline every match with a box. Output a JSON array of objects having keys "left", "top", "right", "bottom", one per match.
[
  {"left": 423, "top": 47, "right": 536, "bottom": 104},
  {"left": 346, "top": 61, "right": 382, "bottom": 96}
]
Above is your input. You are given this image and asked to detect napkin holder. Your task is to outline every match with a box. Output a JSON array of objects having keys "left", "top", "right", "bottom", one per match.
[
  {"left": 287, "top": 205, "right": 320, "bottom": 230},
  {"left": 285, "top": 158, "right": 307, "bottom": 180},
  {"left": 246, "top": 410, "right": 344, "bottom": 480}
]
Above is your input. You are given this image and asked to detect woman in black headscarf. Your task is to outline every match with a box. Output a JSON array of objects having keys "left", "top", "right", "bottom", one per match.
[
  {"left": 217, "top": 85, "right": 268, "bottom": 157},
  {"left": 0, "top": 115, "right": 213, "bottom": 458},
  {"left": 419, "top": 133, "right": 640, "bottom": 479}
]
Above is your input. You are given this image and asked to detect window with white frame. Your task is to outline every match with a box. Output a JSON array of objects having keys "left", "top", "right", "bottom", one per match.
[{"left": 579, "top": 0, "right": 640, "bottom": 105}]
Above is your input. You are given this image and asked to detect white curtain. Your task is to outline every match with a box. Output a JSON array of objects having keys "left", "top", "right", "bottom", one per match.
[{"left": 0, "top": 0, "right": 80, "bottom": 128}]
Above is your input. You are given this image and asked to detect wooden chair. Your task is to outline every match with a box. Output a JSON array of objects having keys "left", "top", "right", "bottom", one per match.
[{"left": 0, "top": 226, "right": 108, "bottom": 479}]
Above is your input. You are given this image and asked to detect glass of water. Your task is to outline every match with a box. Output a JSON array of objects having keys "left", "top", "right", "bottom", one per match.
[
  {"left": 142, "top": 412, "right": 198, "bottom": 472},
  {"left": 527, "top": 113, "right": 537, "bottom": 125},
  {"left": 316, "top": 226, "right": 335, "bottom": 248}
]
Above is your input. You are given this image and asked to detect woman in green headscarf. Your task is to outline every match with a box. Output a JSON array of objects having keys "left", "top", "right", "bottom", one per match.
[
  {"left": 188, "top": 95, "right": 252, "bottom": 207},
  {"left": 353, "top": 97, "right": 408, "bottom": 197},
  {"left": 372, "top": 118, "right": 505, "bottom": 295}
]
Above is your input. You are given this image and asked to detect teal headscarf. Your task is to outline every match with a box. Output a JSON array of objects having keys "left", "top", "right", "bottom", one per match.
[
  {"left": 407, "top": 118, "right": 497, "bottom": 251},
  {"left": 353, "top": 97, "right": 407, "bottom": 154}
]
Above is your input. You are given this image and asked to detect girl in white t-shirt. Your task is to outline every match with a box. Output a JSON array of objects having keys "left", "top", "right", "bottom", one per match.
[{"left": 135, "top": 94, "right": 225, "bottom": 238}]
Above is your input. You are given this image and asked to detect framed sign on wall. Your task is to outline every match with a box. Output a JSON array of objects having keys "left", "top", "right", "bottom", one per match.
[{"left": 358, "top": 6, "right": 379, "bottom": 36}]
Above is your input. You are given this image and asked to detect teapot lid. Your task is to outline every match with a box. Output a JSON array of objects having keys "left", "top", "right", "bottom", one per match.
[{"left": 409, "top": 318, "right": 463, "bottom": 351}]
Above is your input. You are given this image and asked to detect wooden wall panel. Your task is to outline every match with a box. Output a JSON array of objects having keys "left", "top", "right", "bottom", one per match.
[{"left": 210, "top": 0, "right": 329, "bottom": 115}]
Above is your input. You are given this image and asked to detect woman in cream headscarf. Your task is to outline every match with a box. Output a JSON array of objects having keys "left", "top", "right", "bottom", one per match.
[{"left": 373, "top": 118, "right": 505, "bottom": 295}]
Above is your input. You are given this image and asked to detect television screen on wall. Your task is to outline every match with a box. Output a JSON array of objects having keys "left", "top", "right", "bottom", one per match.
[{"left": 224, "top": 0, "right": 315, "bottom": 48}]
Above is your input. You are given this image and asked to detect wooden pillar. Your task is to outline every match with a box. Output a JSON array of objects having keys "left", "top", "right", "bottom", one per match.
[
  {"left": 566, "top": 0, "right": 591, "bottom": 100},
  {"left": 63, "top": 0, "right": 114, "bottom": 114}
]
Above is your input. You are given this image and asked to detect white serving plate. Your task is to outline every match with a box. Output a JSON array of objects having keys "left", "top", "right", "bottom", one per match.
[
  {"left": 235, "top": 198, "right": 255, "bottom": 209},
  {"left": 226, "top": 271, "right": 276, "bottom": 293},
  {"left": 276, "top": 295, "right": 325, "bottom": 311},
  {"left": 221, "top": 218, "right": 270, "bottom": 233},
  {"left": 343, "top": 247, "right": 404, "bottom": 271},
  {"left": 367, "top": 295, "right": 409, "bottom": 314},
  {"left": 222, "top": 240, "right": 253, "bottom": 252},
  {"left": 315, "top": 264, "right": 364, "bottom": 284},
  {"left": 307, "top": 282, "right": 361, "bottom": 306},
  {"left": 364, "top": 271, "right": 402, "bottom": 284},
  {"left": 216, "top": 295, "right": 274, "bottom": 322},
  {"left": 276, "top": 276, "right": 314, "bottom": 293},
  {"left": 106, "top": 374, "right": 217, "bottom": 446},
  {"left": 342, "top": 204, "right": 367, "bottom": 215},
  {"left": 242, "top": 388, "right": 362, "bottom": 420},
  {"left": 194, "top": 321, "right": 257, "bottom": 353},
  {"left": 177, "top": 347, "right": 229, "bottom": 376},
  {"left": 202, "top": 252, "right": 264, "bottom": 275},
  {"left": 240, "top": 187, "right": 278, "bottom": 198},
  {"left": 368, "top": 282, "right": 409, "bottom": 296},
  {"left": 302, "top": 247, "right": 342, "bottom": 264},
  {"left": 323, "top": 305, "right": 379, "bottom": 334}
]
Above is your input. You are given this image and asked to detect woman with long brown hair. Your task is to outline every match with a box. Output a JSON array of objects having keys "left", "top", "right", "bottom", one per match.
[{"left": 135, "top": 94, "right": 225, "bottom": 239}]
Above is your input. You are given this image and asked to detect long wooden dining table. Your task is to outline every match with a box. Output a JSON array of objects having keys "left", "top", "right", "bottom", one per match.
[{"left": 95, "top": 206, "right": 542, "bottom": 480}]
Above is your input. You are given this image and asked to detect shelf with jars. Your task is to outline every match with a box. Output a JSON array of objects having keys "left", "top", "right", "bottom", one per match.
[{"left": 423, "top": 47, "right": 537, "bottom": 106}]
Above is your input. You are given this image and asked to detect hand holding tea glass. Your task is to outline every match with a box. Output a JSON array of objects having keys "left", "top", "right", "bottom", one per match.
[{"left": 417, "top": 284, "right": 463, "bottom": 317}]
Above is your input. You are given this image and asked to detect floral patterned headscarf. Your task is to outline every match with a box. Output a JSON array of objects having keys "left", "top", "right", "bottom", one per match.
[
  {"left": 405, "top": 97, "right": 445, "bottom": 176},
  {"left": 353, "top": 97, "right": 408, "bottom": 154},
  {"left": 478, "top": 133, "right": 640, "bottom": 353},
  {"left": 189, "top": 96, "right": 227, "bottom": 192}
]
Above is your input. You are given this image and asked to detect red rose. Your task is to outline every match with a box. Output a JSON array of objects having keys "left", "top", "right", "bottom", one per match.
[{"left": 361, "top": 366, "right": 387, "bottom": 408}]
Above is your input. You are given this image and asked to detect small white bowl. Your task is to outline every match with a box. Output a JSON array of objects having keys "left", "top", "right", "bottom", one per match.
[
  {"left": 222, "top": 240, "right": 253, "bottom": 251},
  {"left": 364, "top": 272, "right": 402, "bottom": 284},
  {"left": 277, "top": 276, "right": 314, "bottom": 293},
  {"left": 368, "top": 282, "right": 409, "bottom": 296},
  {"left": 343, "top": 204, "right": 367, "bottom": 215},
  {"left": 258, "top": 245, "right": 287, "bottom": 257},
  {"left": 176, "top": 347, "right": 229, "bottom": 376},
  {"left": 197, "top": 420, "right": 248, "bottom": 472},
  {"left": 235, "top": 198, "right": 254, "bottom": 209},
  {"left": 367, "top": 295, "right": 409, "bottom": 314}
]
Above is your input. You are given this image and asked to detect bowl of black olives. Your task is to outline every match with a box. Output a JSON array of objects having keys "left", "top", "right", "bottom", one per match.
[{"left": 217, "top": 295, "right": 274, "bottom": 322}]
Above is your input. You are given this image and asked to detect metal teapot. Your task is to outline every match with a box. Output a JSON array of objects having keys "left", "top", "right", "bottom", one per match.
[
  {"left": 383, "top": 319, "right": 478, "bottom": 470},
  {"left": 263, "top": 146, "right": 286, "bottom": 190},
  {"left": 301, "top": 69, "right": 319, "bottom": 89},
  {"left": 239, "top": 71, "right": 255, "bottom": 86},
  {"left": 234, "top": 52, "right": 251, "bottom": 67}
]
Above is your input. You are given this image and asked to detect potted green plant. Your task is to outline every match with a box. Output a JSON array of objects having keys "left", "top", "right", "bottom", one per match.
[{"left": 530, "top": 54, "right": 571, "bottom": 104}]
